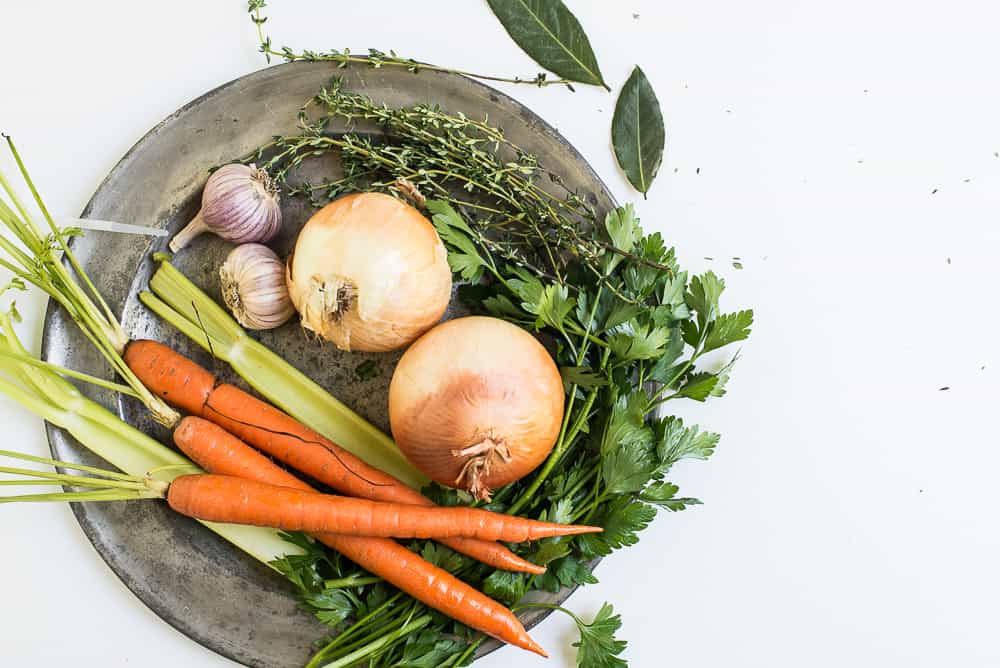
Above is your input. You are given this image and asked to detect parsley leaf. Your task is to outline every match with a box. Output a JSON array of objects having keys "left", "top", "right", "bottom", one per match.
[
  {"left": 426, "top": 199, "right": 488, "bottom": 282},
  {"left": 640, "top": 481, "right": 703, "bottom": 511},
  {"left": 573, "top": 603, "right": 628, "bottom": 668},
  {"left": 607, "top": 322, "right": 672, "bottom": 360},
  {"left": 601, "top": 392, "right": 657, "bottom": 494},
  {"left": 655, "top": 416, "right": 720, "bottom": 471},
  {"left": 561, "top": 366, "right": 609, "bottom": 389},
  {"left": 702, "top": 309, "right": 754, "bottom": 353},
  {"left": 537, "top": 555, "right": 599, "bottom": 593},
  {"left": 534, "top": 283, "right": 577, "bottom": 331},
  {"left": 578, "top": 496, "right": 657, "bottom": 557},
  {"left": 647, "top": 327, "right": 685, "bottom": 384},
  {"left": 483, "top": 570, "right": 527, "bottom": 605},
  {"left": 397, "top": 631, "right": 469, "bottom": 668},
  {"left": 302, "top": 588, "right": 354, "bottom": 626},
  {"left": 675, "top": 371, "right": 719, "bottom": 401},
  {"left": 603, "top": 204, "right": 642, "bottom": 272},
  {"left": 685, "top": 271, "right": 725, "bottom": 330},
  {"left": 419, "top": 543, "right": 463, "bottom": 573}
]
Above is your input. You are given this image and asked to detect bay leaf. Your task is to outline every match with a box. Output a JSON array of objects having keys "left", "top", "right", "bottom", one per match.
[
  {"left": 486, "top": 0, "right": 609, "bottom": 89},
  {"left": 612, "top": 66, "right": 665, "bottom": 197}
]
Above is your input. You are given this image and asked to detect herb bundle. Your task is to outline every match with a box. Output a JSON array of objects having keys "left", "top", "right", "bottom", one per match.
[{"left": 250, "top": 80, "right": 753, "bottom": 667}]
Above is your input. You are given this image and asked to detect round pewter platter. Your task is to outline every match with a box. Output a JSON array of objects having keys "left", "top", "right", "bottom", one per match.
[{"left": 42, "top": 62, "right": 614, "bottom": 667}]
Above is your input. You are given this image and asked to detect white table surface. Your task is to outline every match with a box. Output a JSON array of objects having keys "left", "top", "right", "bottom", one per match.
[{"left": 3, "top": 1, "right": 999, "bottom": 666}]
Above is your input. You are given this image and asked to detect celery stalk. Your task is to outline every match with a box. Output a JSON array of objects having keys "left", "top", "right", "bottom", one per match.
[
  {"left": 143, "top": 257, "right": 427, "bottom": 488},
  {"left": 0, "top": 317, "right": 301, "bottom": 565}
]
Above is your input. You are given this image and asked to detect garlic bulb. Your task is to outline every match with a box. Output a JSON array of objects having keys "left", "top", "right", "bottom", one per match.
[
  {"left": 170, "top": 164, "right": 281, "bottom": 252},
  {"left": 219, "top": 244, "right": 294, "bottom": 330},
  {"left": 389, "top": 316, "right": 564, "bottom": 500},
  {"left": 286, "top": 192, "right": 452, "bottom": 352}
]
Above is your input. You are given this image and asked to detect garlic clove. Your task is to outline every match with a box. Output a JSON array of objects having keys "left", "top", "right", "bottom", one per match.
[
  {"left": 220, "top": 243, "right": 295, "bottom": 330},
  {"left": 171, "top": 164, "right": 282, "bottom": 252}
]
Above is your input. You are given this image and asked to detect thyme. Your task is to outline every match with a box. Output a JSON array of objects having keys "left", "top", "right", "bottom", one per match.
[{"left": 247, "top": 1, "right": 574, "bottom": 89}]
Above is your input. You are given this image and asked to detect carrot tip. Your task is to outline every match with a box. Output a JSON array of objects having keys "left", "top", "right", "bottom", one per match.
[{"left": 523, "top": 637, "right": 548, "bottom": 658}]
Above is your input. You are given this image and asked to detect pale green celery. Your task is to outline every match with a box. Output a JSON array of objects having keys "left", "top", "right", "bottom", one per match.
[
  {"left": 0, "top": 321, "right": 302, "bottom": 565},
  {"left": 0, "top": 138, "right": 179, "bottom": 426},
  {"left": 143, "top": 256, "right": 427, "bottom": 488}
]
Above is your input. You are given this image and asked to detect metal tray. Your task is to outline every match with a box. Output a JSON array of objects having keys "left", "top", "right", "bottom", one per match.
[{"left": 42, "top": 61, "right": 613, "bottom": 667}]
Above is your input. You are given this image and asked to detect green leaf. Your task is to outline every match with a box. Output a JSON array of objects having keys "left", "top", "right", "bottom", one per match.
[
  {"left": 535, "top": 283, "right": 576, "bottom": 331},
  {"left": 419, "top": 542, "right": 463, "bottom": 573},
  {"left": 578, "top": 496, "right": 657, "bottom": 557},
  {"left": 640, "top": 481, "right": 703, "bottom": 511},
  {"left": 486, "top": 0, "right": 609, "bottom": 88},
  {"left": 702, "top": 309, "right": 754, "bottom": 353},
  {"left": 600, "top": 391, "right": 657, "bottom": 494},
  {"left": 655, "top": 416, "right": 720, "bottom": 471},
  {"left": 507, "top": 267, "right": 545, "bottom": 312},
  {"left": 537, "top": 554, "right": 598, "bottom": 593},
  {"left": 612, "top": 66, "right": 665, "bottom": 197},
  {"left": 561, "top": 366, "right": 608, "bottom": 389},
  {"left": 647, "top": 328, "right": 685, "bottom": 384},
  {"left": 604, "top": 204, "right": 642, "bottom": 254},
  {"left": 397, "top": 631, "right": 469, "bottom": 668},
  {"left": 301, "top": 588, "right": 354, "bottom": 627},
  {"left": 686, "top": 271, "right": 725, "bottom": 331},
  {"left": 607, "top": 322, "right": 672, "bottom": 361},
  {"left": 602, "top": 302, "right": 644, "bottom": 332},
  {"left": 531, "top": 539, "right": 572, "bottom": 567},
  {"left": 482, "top": 293, "right": 527, "bottom": 319},
  {"left": 675, "top": 372, "right": 719, "bottom": 401},
  {"left": 426, "top": 199, "right": 488, "bottom": 282},
  {"left": 710, "top": 355, "right": 739, "bottom": 398},
  {"left": 573, "top": 603, "right": 628, "bottom": 668},
  {"left": 483, "top": 570, "right": 527, "bottom": 604}
]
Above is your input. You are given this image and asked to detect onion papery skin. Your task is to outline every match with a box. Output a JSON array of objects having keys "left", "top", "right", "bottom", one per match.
[
  {"left": 286, "top": 192, "right": 452, "bottom": 352},
  {"left": 389, "top": 316, "right": 564, "bottom": 500}
]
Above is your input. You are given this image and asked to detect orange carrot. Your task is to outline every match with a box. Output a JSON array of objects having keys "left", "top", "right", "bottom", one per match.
[
  {"left": 126, "top": 340, "right": 546, "bottom": 574},
  {"left": 173, "top": 417, "right": 547, "bottom": 656},
  {"left": 167, "top": 473, "right": 599, "bottom": 541}
]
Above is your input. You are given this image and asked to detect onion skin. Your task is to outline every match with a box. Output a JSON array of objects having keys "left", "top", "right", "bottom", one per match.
[
  {"left": 389, "top": 316, "right": 564, "bottom": 500},
  {"left": 286, "top": 192, "right": 452, "bottom": 352}
]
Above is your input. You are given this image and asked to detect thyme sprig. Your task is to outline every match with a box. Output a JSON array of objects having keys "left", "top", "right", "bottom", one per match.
[
  {"left": 244, "top": 79, "right": 673, "bottom": 303},
  {"left": 247, "top": 1, "right": 575, "bottom": 89}
]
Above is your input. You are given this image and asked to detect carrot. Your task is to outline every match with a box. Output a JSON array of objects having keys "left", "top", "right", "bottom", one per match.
[
  {"left": 167, "top": 473, "right": 599, "bottom": 541},
  {"left": 173, "top": 417, "right": 547, "bottom": 656},
  {"left": 126, "top": 340, "right": 546, "bottom": 574}
]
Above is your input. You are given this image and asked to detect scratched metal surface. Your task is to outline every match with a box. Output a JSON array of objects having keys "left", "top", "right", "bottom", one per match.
[{"left": 42, "top": 62, "right": 615, "bottom": 667}]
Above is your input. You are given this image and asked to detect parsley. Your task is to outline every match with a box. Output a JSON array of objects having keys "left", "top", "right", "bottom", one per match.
[
  {"left": 574, "top": 603, "right": 629, "bottom": 668},
  {"left": 248, "top": 83, "right": 753, "bottom": 668}
]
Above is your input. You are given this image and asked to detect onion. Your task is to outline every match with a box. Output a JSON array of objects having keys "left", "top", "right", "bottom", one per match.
[
  {"left": 388, "top": 316, "right": 564, "bottom": 500},
  {"left": 286, "top": 192, "right": 452, "bottom": 352}
]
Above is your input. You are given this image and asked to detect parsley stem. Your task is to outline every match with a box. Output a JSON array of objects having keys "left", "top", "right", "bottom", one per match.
[
  {"left": 322, "top": 575, "right": 381, "bottom": 590},
  {"left": 317, "top": 614, "right": 433, "bottom": 668}
]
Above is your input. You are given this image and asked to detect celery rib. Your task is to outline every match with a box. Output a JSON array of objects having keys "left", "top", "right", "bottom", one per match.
[{"left": 146, "top": 258, "right": 427, "bottom": 488}]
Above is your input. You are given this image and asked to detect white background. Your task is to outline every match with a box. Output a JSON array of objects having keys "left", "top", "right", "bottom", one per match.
[{"left": 2, "top": 1, "right": 998, "bottom": 666}]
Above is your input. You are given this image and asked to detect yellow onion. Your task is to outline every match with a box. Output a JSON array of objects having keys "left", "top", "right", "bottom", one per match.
[
  {"left": 286, "top": 193, "right": 452, "bottom": 352},
  {"left": 388, "top": 316, "right": 564, "bottom": 500}
]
